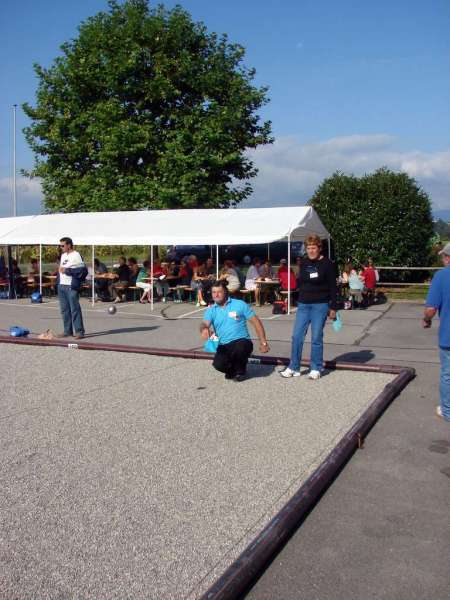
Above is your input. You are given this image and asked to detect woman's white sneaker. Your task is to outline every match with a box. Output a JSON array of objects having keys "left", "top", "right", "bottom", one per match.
[
  {"left": 280, "top": 367, "right": 301, "bottom": 378},
  {"left": 308, "top": 370, "right": 321, "bottom": 380}
]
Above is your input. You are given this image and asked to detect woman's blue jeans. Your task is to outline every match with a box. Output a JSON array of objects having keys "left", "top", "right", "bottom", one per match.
[{"left": 289, "top": 302, "right": 329, "bottom": 372}]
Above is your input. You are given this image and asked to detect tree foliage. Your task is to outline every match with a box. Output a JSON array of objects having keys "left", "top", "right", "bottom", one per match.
[
  {"left": 309, "top": 168, "right": 434, "bottom": 266},
  {"left": 23, "top": 0, "right": 272, "bottom": 212},
  {"left": 433, "top": 219, "right": 450, "bottom": 240}
]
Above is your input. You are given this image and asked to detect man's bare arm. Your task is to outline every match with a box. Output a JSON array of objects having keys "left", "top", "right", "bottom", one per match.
[
  {"left": 248, "top": 315, "right": 270, "bottom": 353},
  {"left": 423, "top": 307, "right": 437, "bottom": 328},
  {"left": 200, "top": 320, "right": 212, "bottom": 340}
]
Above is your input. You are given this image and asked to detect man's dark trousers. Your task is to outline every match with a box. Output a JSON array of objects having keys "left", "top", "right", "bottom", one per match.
[{"left": 213, "top": 338, "right": 253, "bottom": 377}]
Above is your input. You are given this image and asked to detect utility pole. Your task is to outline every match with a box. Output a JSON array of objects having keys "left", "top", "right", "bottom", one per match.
[{"left": 12, "top": 104, "right": 17, "bottom": 216}]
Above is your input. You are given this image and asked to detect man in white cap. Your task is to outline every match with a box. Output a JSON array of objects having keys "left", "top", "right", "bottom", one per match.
[{"left": 423, "top": 242, "right": 450, "bottom": 421}]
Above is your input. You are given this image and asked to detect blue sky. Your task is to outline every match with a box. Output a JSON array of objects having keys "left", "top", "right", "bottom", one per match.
[{"left": 1, "top": 0, "right": 449, "bottom": 216}]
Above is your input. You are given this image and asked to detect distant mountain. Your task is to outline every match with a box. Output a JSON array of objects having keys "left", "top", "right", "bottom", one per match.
[{"left": 434, "top": 209, "right": 450, "bottom": 222}]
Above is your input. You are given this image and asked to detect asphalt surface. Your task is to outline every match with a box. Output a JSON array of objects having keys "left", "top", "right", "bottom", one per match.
[
  {"left": 0, "top": 297, "right": 449, "bottom": 599},
  {"left": 0, "top": 344, "right": 392, "bottom": 599}
]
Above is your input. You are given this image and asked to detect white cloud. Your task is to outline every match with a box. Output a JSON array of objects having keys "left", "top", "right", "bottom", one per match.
[
  {"left": 0, "top": 176, "right": 43, "bottom": 217},
  {"left": 1, "top": 136, "right": 449, "bottom": 217},
  {"left": 244, "top": 135, "right": 450, "bottom": 210}
]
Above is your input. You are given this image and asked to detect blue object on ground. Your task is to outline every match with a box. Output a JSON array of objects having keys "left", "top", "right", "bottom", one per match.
[
  {"left": 332, "top": 311, "right": 343, "bottom": 332},
  {"left": 9, "top": 326, "right": 30, "bottom": 337},
  {"left": 30, "top": 291, "right": 43, "bottom": 303}
]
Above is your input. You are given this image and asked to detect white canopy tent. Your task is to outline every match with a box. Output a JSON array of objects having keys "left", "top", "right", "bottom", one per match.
[{"left": 0, "top": 207, "right": 330, "bottom": 313}]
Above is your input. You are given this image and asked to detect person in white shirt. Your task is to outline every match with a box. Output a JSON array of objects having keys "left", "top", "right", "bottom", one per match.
[
  {"left": 244, "top": 257, "right": 262, "bottom": 306},
  {"left": 58, "top": 237, "right": 85, "bottom": 338}
]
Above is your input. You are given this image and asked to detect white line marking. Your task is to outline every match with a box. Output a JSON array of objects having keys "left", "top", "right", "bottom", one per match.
[
  {"left": 176, "top": 307, "right": 207, "bottom": 319},
  {"left": 0, "top": 301, "right": 164, "bottom": 319}
]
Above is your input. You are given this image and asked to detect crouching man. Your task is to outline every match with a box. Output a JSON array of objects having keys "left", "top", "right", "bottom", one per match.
[{"left": 200, "top": 280, "right": 270, "bottom": 381}]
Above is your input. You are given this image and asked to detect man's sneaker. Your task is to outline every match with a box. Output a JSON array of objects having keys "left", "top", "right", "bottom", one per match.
[
  {"left": 196, "top": 302, "right": 201, "bottom": 307},
  {"left": 280, "top": 367, "right": 301, "bottom": 378},
  {"left": 200, "top": 300, "right": 207, "bottom": 306},
  {"left": 436, "top": 405, "right": 444, "bottom": 419},
  {"left": 234, "top": 373, "right": 246, "bottom": 382},
  {"left": 308, "top": 370, "right": 321, "bottom": 380}
]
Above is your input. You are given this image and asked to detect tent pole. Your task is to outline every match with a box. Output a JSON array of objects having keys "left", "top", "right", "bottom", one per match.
[
  {"left": 150, "top": 245, "right": 154, "bottom": 311},
  {"left": 39, "top": 244, "right": 42, "bottom": 295},
  {"left": 287, "top": 234, "right": 291, "bottom": 315},
  {"left": 7, "top": 246, "right": 15, "bottom": 299},
  {"left": 216, "top": 245, "right": 219, "bottom": 279},
  {"left": 92, "top": 245, "right": 95, "bottom": 306},
  {"left": 328, "top": 235, "right": 331, "bottom": 259}
]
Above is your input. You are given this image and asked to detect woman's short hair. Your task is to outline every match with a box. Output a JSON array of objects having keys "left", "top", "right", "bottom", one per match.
[{"left": 305, "top": 234, "right": 322, "bottom": 247}]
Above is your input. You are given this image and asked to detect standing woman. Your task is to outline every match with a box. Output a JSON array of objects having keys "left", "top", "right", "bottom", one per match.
[{"left": 281, "top": 234, "right": 337, "bottom": 380}]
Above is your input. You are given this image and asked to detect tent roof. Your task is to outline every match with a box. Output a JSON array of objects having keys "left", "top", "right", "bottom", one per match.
[{"left": 0, "top": 207, "right": 329, "bottom": 245}]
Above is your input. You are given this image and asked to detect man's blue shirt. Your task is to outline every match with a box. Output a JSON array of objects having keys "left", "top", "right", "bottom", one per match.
[
  {"left": 203, "top": 298, "right": 255, "bottom": 345},
  {"left": 426, "top": 265, "right": 450, "bottom": 348}
]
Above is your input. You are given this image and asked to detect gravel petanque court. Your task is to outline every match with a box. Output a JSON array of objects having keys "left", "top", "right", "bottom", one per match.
[{"left": 0, "top": 343, "right": 395, "bottom": 599}]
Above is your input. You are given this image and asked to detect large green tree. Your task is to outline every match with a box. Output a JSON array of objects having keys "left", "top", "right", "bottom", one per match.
[
  {"left": 23, "top": 0, "right": 272, "bottom": 212},
  {"left": 310, "top": 168, "right": 434, "bottom": 266}
]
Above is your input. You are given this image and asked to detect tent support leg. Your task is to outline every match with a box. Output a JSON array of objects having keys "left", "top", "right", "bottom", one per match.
[
  {"left": 92, "top": 245, "right": 95, "bottom": 307},
  {"left": 39, "top": 244, "right": 42, "bottom": 295},
  {"left": 7, "top": 246, "right": 15, "bottom": 299},
  {"left": 150, "top": 245, "right": 153, "bottom": 312},
  {"left": 216, "top": 245, "right": 219, "bottom": 279},
  {"left": 287, "top": 234, "right": 291, "bottom": 315}
]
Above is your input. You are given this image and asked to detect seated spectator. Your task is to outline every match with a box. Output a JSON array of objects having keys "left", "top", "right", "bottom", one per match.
[
  {"left": 293, "top": 256, "right": 302, "bottom": 278},
  {"left": 168, "top": 261, "right": 179, "bottom": 276},
  {"left": 152, "top": 261, "right": 170, "bottom": 301},
  {"left": 219, "top": 263, "right": 240, "bottom": 294},
  {"left": 136, "top": 260, "right": 152, "bottom": 303},
  {"left": 178, "top": 259, "right": 192, "bottom": 286},
  {"left": 113, "top": 256, "right": 130, "bottom": 303},
  {"left": 28, "top": 258, "right": 40, "bottom": 282},
  {"left": 347, "top": 262, "right": 365, "bottom": 306},
  {"left": 232, "top": 260, "right": 245, "bottom": 287},
  {"left": 259, "top": 259, "right": 274, "bottom": 279},
  {"left": 9, "top": 259, "right": 24, "bottom": 297},
  {"left": 94, "top": 257, "right": 110, "bottom": 301},
  {"left": 278, "top": 259, "right": 296, "bottom": 290},
  {"left": 191, "top": 261, "right": 208, "bottom": 306},
  {"left": 362, "top": 259, "right": 378, "bottom": 305},
  {"left": 127, "top": 257, "right": 140, "bottom": 285},
  {"left": 245, "top": 257, "right": 262, "bottom": 306},
  {"left": 0, "top": 255, "right": 6, "bottom": 280},
  {"left": 188, "top": 254, "right": 198, "bottom": 270},
  {"left": 205, "top": 257, "right": 216, "bottom": 276}
]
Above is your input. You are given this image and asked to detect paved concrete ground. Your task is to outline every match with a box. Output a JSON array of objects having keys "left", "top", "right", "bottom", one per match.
[
  {"left": 1, "top": 298, "right": 449, "bottom": 599},
  {"left": 0, "top": 344, "right": 393, "bottom": 599},
  {"left": 248, "top": 303, "right": 450, "bottom": 600}
]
